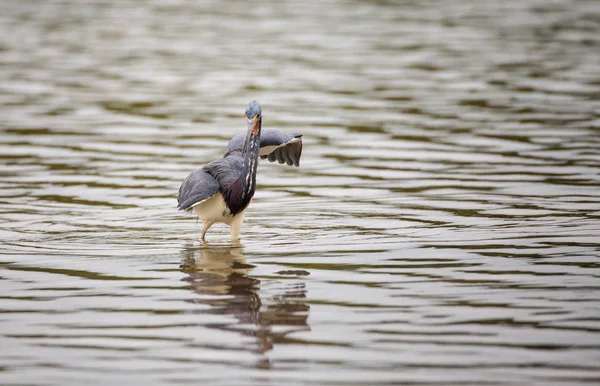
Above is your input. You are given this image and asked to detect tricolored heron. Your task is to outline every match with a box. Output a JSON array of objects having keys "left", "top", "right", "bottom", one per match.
[{"left": 178, "top": 101, "right": 303, "bottom": 241}]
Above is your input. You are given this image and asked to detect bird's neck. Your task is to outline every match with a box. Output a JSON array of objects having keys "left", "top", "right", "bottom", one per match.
[
  {"left": 224, "top": 128, "right": 261, "bottom": 216},
  {"left": 239, "top": 133, "right": 260, "bottom": 202}
]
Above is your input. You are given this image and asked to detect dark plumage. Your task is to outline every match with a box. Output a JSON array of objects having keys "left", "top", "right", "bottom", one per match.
[
  {"left": 177, "top": 169, "right": 220, "bottom": 212},
  {"left": 177, "top": 101, "right": 303, "bottom": 241}
]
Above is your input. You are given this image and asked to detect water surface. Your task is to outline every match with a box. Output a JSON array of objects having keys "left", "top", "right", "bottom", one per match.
[{"left": 1, "top": 0, "right": 600, "bottom": 385}]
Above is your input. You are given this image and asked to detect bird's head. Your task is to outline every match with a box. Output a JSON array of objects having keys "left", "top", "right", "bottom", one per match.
[{"left": 245, "top": 100, "right": 262, "bottom": 137}]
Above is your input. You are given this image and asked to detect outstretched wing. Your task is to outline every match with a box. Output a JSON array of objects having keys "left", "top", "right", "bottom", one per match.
[
  {"left": 224, "top": 129, "right": 303, "bottom": 167},
  {"left": 177, "top": 168, "right": 220, "bottom": 211},
  {"left": 258, "top": 130, "right": 303, "bottom": 167}
]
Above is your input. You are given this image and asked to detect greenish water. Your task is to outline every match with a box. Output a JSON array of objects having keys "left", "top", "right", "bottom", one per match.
[{"left": 1, "top": 0, "right": 599, "bottom": 385}]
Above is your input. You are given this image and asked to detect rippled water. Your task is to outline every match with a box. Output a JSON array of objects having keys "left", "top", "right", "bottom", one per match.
[{"left": 1, "top": 0, "right": 600, "bottom": 385}]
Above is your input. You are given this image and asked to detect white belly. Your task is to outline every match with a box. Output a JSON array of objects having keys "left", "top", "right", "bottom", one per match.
[
  {"left": 192, "top": 193, "right": 235, "bottom": 224},
  {"left": 191, "top": 193, "right": 248, "bottom": 240}
]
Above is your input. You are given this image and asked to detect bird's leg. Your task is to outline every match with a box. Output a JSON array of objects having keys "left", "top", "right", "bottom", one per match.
[
  {"left": 201, "top": 222, "right": 213, "bottom": 241},
  {"left": 229, "top": 211, "right": 246, "bottom": 241}
]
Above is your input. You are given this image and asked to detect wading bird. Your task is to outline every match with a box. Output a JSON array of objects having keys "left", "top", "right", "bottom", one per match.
[{"left": 178, "top": 101, "right": 303, "bottom": 241}]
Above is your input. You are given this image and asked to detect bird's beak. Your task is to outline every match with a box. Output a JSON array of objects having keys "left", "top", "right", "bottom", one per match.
[{"left": 246, "top": 114, "right": 261, "bottom": 136}]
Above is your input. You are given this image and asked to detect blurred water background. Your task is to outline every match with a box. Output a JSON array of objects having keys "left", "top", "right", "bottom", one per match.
[{"left": 1, "top": 0, "right": 600, "bottom": 385}]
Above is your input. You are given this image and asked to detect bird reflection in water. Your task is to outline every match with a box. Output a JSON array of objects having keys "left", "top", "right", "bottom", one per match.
[{"left": 179, "top": 243, "right": 310, "bottom": 368}]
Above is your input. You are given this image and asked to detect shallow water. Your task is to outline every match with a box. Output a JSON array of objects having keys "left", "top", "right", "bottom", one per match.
[{"left": 1, "top": 0, "right": 600, "bottom": 385}]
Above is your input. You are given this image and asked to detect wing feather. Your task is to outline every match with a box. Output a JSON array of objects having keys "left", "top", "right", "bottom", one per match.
[
  {"left": 224, "top": 129, "right": 303, "bottom": 167},
  {"left": 177, "top": 169, "right": 220, "bottom": 211},
  {"left": 261, "top": 136, "right": 303, "bottom": 166}
]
